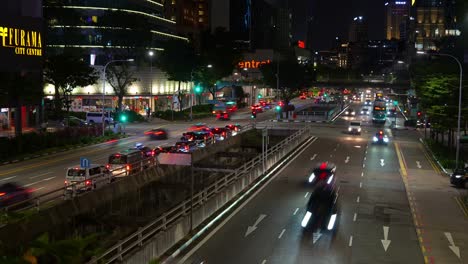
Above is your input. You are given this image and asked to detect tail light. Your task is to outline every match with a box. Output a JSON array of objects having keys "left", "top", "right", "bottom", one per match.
[
  {"left": 106, "top": 164, "right": 110, "bottom": 169},
  {"left": 151, "top": 151, "right": 155, "bottom": 156},
  {"left": 224, "top": 114, "right": 228, "bottom": 119},
  {"left": 85, "top": 180, "right": 91, "bottom": 186},
  {"left": 126, "top": 165, "right": 131, "bottom": 171},
  {"left": 185, "top": 146, "right": 189, "bottom": 151},
  {"left": 222, "top": 132, "right": 226, "bottom": 136},
  {"left": 212, "top": 111, "right": 216, "bottom": 114},
  {"left": 64, "top": 180, "right": 68, "bottom": 185},
  {"left": 0, "top": 192, "right": 6, "bottom": 197}
]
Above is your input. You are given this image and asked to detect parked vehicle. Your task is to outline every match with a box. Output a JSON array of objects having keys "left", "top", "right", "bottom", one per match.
[{"left": 86, "top": 112, "right": 114, "bottom": 125}]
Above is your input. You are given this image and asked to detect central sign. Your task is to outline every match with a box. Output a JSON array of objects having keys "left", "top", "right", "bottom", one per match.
[{"left": 238, "top": 59, "right": 271, "bottom": 69}]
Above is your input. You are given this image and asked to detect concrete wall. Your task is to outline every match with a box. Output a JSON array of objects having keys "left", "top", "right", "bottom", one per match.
[
  {"left": 0, "top": 134, "right": 243, "bottom": 251},
  {"left": 123, "top": 129, "right": 311, "bottom": 263}
]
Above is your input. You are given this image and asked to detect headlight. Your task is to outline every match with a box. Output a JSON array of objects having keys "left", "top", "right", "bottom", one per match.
[
  {"left": 383, "top": 137, "right": 389, "bottom": 143},
  {"left": 308, "top": 173, "right": 315, "bottom": 183},
  {"left": 373, "top": 136, "right": 378, "bottom": 142},
  {"left": 358, "top": 128, "right": 361, "bottom": 132},
  {"left": 348, "top": 127, "right": 352, "bottom": 131},
  {"left": 361, "top": 111, "right": 363, "bottom": 114},
  {"left": 455, "top": 175, "right": 462, "bottom": 178},
  {"left": 345, "top": 111, "right": 349, "bottom": 114},
  {"left": 351, "top": 112, "right": 355, "bottom": 115},
  {"left": 327, "top": 214, "right": 337, "bottom": 230},
  {"left": 301, "top": 211, "right": 312, "bottom": 228},
  {"left": 327, "top": 175, "right": 334, "bottom": 184}
]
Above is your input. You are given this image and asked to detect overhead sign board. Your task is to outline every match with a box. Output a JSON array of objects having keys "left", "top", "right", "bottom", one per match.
[{"left": 157, "top": 153, "right": 192, "bottom": 166}]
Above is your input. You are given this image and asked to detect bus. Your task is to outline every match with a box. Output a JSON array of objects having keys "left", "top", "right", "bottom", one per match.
[{"left": 372, "top": 100, "right": 387, "bottom": 124}]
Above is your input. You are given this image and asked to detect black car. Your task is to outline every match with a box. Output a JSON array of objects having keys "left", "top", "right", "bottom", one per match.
[
  {"left": 145, "top": 128, "right": 168, "bottom": 140},
  {"left": 181, "top": 131, "right": 215, "bottom": 144},
  {"left": 0, "top": 182, "right": 32, "bottom": 208},
  {"left": 225, "top": 124, "right": 242, "bottom": 135},
  {"left": 372, "top": 131, "right": 389, "bottom": 144},
  {"left": 211, "top": 127, "right": 231, "bottom": 141},
  {"left": 307, "top": 162, "right": 337, "bottom": 186},
  {"left": 450, "top": 168, "right": 467, "bottom": 188},
  {"left": 301, "top": 184, "right": 339, "bottom": 232}
]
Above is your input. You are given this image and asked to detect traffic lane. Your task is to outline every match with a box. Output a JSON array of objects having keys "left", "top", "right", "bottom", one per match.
[
  {"left": 351, "top": 141, "right": 423, "bottom": 263},
  {"left": 180, "top": 137, "right": 337, "bottom": 264},
  {"left": 398, "top": 142, "right": 468, "bottom": 263},
  {"left": 396, "top": 142, "right": 432, "bottom": 170}
]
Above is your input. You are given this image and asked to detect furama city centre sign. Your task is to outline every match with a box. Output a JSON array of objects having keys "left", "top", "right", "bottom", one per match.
[
  {"left": 238, "top": 60, "right": 271, "bottom": 69},
  {"left": 0, "top": 26, "right": 42, "bottom": 56}
]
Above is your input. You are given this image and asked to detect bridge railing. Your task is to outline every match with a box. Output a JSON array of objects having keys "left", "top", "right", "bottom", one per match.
[
  {"left": 0, "top": 124, "right": 254, "bottom": 217},
  {"left": 89, "top": 124, "right": 312, "bottom": 264}
]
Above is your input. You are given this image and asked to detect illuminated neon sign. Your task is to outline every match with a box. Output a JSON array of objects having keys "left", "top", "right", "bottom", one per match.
[
  {"left": 0, "top": 26, "right": 42, "bottom": 56},
  {"left": 238, "top": 60, "right": 271, "bottom": 69}
]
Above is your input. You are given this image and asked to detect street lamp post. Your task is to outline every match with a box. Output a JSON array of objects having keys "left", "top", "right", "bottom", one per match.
[
  {"left": 102, "top": 59, "right": 134, "bottom": 136},
  {"left": 417, "top": 51, "right": 463, "bottom": 169},
  {"left": 190, "top": 69, "right": 195, "bottom": 121},
  {"left": 149, "top": 51, "right": 154, "bottom": 115}
]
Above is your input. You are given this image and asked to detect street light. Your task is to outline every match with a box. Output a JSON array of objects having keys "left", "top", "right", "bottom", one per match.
[
  {"left": 148, "top": 51, "right": 154, "bottom": 116},
  {"left": 417, "top": 51, "right": 463, "bottom": 169},
  {"left": 102, "top": 58, "right": 134, "bottom": 136}
]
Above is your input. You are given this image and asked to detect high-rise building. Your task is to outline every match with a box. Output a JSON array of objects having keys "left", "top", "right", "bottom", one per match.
[
  {"left": 349, "top": 16, "right": 368, "bottom": 43},
  {"left": 385, "top": 1, "right": 410, "bottom": 40},
  {"left": 45, "top": 0, "right": 188, "bottom": 64},
  {"left": 413, "top": 0, "right": 446, "bottom": 51},
  {"left": 163, "top": 0, "right": 210, "bottom": 43}
]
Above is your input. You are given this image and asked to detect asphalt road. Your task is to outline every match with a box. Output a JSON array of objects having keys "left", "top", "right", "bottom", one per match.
[{"left": 176, "top": 102, "right": 431, "bottom": 264}]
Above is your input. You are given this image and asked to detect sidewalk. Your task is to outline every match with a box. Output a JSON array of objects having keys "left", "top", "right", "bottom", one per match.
[{"left": 395, "top": 141, "right": 468, "bottom": 264}]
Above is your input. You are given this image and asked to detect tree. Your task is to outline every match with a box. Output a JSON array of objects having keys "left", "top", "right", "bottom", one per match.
[
  {"left": 195, "top": 28, "right": 242, "bottom": 100},
  {"left": 156, "top": 39, "right": 197, "bottom": 111},
  {"left": 260, "top": 54, "right": 308, "bottom": 116},
  {"left": 44, "top": 54, "right": 98, "bottom": 118},
  {"left": 105, "top": 64, "right": 138, "bottom": 112}
]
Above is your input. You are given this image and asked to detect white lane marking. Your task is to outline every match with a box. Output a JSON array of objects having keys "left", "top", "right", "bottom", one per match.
[
  {"left": 24, "top": 176, "right": 56, "bottom": 187},
  {"left": 293, "top": 208, "right": 299, "bottom": 215},
  {"left": 359, "top": 182, "right": 362, "bottom": 188},
  {"left": 365, "top": 150, "right": 368, "bottom": 154},
  {"left": 330, "top": 154, "right": 333, "bottom": 157},
  {"left": 363, "top": 164, "right": 365, "bottom": 168},
  {"left": 304, "top": 192, "right": 309, "bottom": 198},
  {"left": 356, "top": 196, "right": 360, "bottom": 203},
  {"left": 29, "top": 172, "right": 52, "bottom": 179},
  {"left": 0, "top": 176, "right": 16, "bottom": 182},
  {"left": 333, "top": 148, "right": 337, "bottom": 152},
  {"left": 172, "top": 136, "right": 319, "bottom": 263},
  {"left": 353, "top": 213, "right": 357, "bottom": 221},
  {"left": 364, "top": 157, "right": 366, "bottom": 161},
  {"left": 310, "top": 154, "right": 317, "bottom": 160},
  {"left": 416, "top": 161, "right": 422, "bottom": 169},
  {"left": 345, "top": 156, "right": 350, "bottom": 163},
  {"left": 34, "top": 187, "right": 45, "bottom": 192},
  {"left": 278, "top": 229, "right": 286, "bottom": 239},
  {"left": 354, "top": 145, "right": 361, "bottom": 148},
  {"left": 349, "top": 236, "right": 353, "bottom": 247},
  {"left": 361, "top": 172, "right": 364, "bottom": 177},
  {"left": 261, "top": 260, "right": 267, "bottom": 264},
  {"left": 444, "top": 232, "right": 461, "bottom": 259}
]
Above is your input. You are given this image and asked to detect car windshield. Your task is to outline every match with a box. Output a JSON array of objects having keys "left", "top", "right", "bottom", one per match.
[
  {"left": 350, "top": 122, "right": 360, "bottom": 126},
  {"left": 67, "top": 169, "right": 86, "bottom": 176},
  {"left": 109, "top": 155, "right": 127, "bottom": 164}
]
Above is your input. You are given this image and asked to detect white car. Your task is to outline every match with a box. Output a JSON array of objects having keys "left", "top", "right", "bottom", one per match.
[{"left": 348, "top": 121, "right": 362, "bottom": 135}]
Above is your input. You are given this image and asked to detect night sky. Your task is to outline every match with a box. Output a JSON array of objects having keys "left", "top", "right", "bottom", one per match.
[{"left": 267, "top": 0, "right": 386, "bottom": 50}]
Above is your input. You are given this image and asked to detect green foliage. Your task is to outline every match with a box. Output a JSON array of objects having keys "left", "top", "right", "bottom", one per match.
[
  {"left": 152, "top": 104, "right": 213, "bottom": 121},
  {"left": 44, "top": 54, "right": 98, "bottom": 117},
  {"left": 106, "top": 64, "right": 138, "bottom": 112}
]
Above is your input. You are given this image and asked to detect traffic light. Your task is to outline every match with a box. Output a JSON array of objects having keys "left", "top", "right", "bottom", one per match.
[
  {"left": 257, "top": 94, "right": 263, "bottom": 99},
  {"left": 417, "top": 111, "right": 422, "bottom": 117},
  {"left": 194, "top": 85, "right": 202, "bottom": 94},
  {"left": 251, "top": 111, "right": 257, "bottom": 119},
  {"left": 275, "top": 105, "right": 281, "bottom": 111},
  {"left": 120, "top": 113, "right": 127, "bottom": 122}
]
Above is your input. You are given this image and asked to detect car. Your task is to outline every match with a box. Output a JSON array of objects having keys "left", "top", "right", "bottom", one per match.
[
  {"left": 387, "top": 108, "right": 397, "bottom": 117},
  {"left": 250, "top": 105, "right": 263, "bottom": 113},
  {"left": 344, "top": 108, "right": 356, "bottom": 116},
  {"left": 181, "top": 131, "right": 214, "bottom": 143},
  {"left": 360, "top": 108, "right": 369, "bottom": 115},
  {"left": 107, "top": 149, "right": 146, "bottom": 177},
  {"left": 152, "top": 146, "right": 177, "bottom": 156},
  {"left": 259, "top": 101, "right": 271, "bottom": 109},
  {"left": 307, "top": 162, "right": 337, "bottom": 186},
  {"left": 65, "top": 164, "right": 114, "bottom": 192},
  {"left": 0, "top": 183, "right": 32, "bottom": 208},
  {"left": 133, "top": 143, "right": 154, "bottom": 158},
  {"left": 211, "top": 127, "right": 231, "bottom": 141},
  {"left": 348, "top": 121, "right": 362, "bottom": 135},
  {"left": 188, "top": 123, "right": 211, "bottom": 132},
  {"left": 61, "top": 116, "right": 88, "bottom": 127},
  {"left": 225, "top": 124, "right": 242, "bottom": 135},
  {"left": 86, "top": 112, "right": 114, "bottom": 125},
  {"left": 145, "top": 128, "right": 168, "bottom": 140},
  {"left": 372, "top": 130, "right": 389, "bottom": 144},
  {"left": 299, "top": 94, "right": 307, "bottom": 100},
  {"left": 301, "top": 184, "right": 339, "bottom": 232},
  {"left": 450, "top": 168, "right": 467, "bottom": 188},
  {"left": 175, "top": 141, "right": 198, "bottom": 153},
  {"left": 215, "top": 112, "right": 230, "bottom": 120},
  {"left": 364, "top": 99, "right": 372, "bottom": 106},
  {"left": 416, "top": 119, "right": 431, "bottom": 128}
]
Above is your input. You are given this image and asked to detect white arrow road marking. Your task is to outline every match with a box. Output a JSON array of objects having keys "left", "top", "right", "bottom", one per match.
[
  {"left": 353, "top": 213, "right": 357, "bottom": 222},
  {"left": 245, "top": 214, "right": 267, "bottom": 237},
  {"left": 444, "top": 232, "right": 461, "bottom": 259},
  {"left": 310, "top": 154, "right": 317, "bottom": 160},
  {"left": 416, "top": 161, "right": 422, "bottom": 169},
  {"left": 345, "top": 156, "right": 350, "bottom": 163},
  {"left": 356, "top": 196, "right": 360, "bottom": 203},
  {"left": 354, "top": 145, "right": 361, "bottom": 148},
  {"left": 380, "top": 159, "right": 385, "bottom": 167},
  {"left": 381, "top": 226, "right": 391, "bottom": 252},
  {"left": 348, "top": 235, "right": 353, "bottom": 247},
  {"left": 312, "top": 230, "right": 322, "bottom": 244}
]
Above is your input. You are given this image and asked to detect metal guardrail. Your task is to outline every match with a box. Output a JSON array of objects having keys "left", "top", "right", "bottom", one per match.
[
  {"left": 1, "top": 124, "right": 254, "bottom": 215},
  {"left": 89, "top": 125, "right": 311, "bottom": 264}
]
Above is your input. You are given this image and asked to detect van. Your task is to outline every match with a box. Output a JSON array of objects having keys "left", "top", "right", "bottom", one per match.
[
  {"left": 86, "top": 112, "right": 114, "bottom": 124},
  {"left": 107, "top": 149, "right": 146, "bottom": 177},
  {"left": 65, "top": 164, "right": 113, "bottom": 192},
  {"left": 348, "top": 121, "right": 361, "bottom": 135}
]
